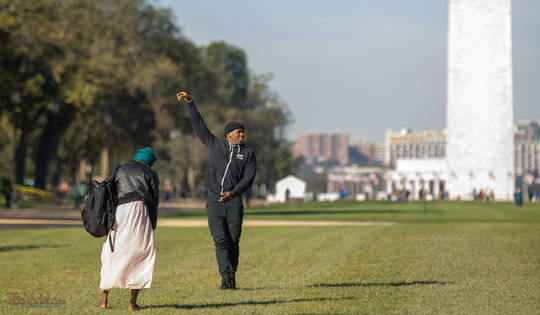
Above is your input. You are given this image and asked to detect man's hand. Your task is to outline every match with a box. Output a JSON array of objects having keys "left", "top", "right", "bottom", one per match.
[
  {"left": 218, "top": 191, "right": 234, "bottom": 202},
  {"left": 176, "top": 91, "right": 192, "bottom": 103}
]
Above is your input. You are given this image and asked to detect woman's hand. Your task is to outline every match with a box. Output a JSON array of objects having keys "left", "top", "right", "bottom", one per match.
[{"left": 176, "top": 91, "right": 192, "bottom": 103}]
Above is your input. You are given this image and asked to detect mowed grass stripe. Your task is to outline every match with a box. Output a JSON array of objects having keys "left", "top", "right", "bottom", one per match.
[
  {"left": 1, "top": 218, "right": 539, "bottom": 314},
  {"left": 161, "top": 201, "right": 540, "bottom": 223}
]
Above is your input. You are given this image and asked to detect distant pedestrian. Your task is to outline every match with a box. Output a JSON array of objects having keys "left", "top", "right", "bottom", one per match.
[
  {"left": 243, "top": 188, "right": 252, "bottom": 208},
  {"left": 514, "top": 188, "right": 523, "bottom": 207},
  {"left": 99, "top": 147, "right": 159, "bottom": 311},
  {"left": 163, "top": 180, "right": 172, "bottom": 201},
  {"left": 177, "top": 91, "right": 257, "bottom": 290},
  {"left": 477, "top": 189, "right": 485, "bottom": 201},
  {"left": 74, "top": 181, "right": 88, "bottom": 208},
  {"left": 1, "top": 177, "right": 12, "bottom": 208}
]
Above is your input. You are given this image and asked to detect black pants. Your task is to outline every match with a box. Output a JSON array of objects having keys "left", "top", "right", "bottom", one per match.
[{"left": 206, "top": 191, "right": 244, "bottom": 277}]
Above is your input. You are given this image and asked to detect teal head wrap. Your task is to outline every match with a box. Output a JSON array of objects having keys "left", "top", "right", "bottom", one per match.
[{"left": 133, "top": 147, "right": 157, "bottom": 167}]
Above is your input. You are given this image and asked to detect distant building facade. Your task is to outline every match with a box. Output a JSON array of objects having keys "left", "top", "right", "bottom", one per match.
[
  {"left": 515, "top": 142, "right": 539, "bottom": 176},
  {"left": 385, "top": 159, "right": 448, "bottom": 200},
  {"left": 294, "top": 133, "right": 349, "bottom": 165},
  {"left": 327, "top": 165, "right": 385, "bottom": 200},
  {"left": 350, "top": 140, "right": 377, "bottom": 163},
  {"left": 383, "top": 128, "right": 446, "bottom": 167},
  {"left": 515, "top": 120, "right": 540, "bottom": 142},
  {"left": 375, "top": 142, "right": 386, "bottom": 164},
  {"left": 514, "top": 120, "right": 540, "bottom": 176}
]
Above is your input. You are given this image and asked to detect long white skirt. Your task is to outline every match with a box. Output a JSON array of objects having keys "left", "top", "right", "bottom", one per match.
[{"left": 100, "top": 200, "right": 156, "bottom": 290}]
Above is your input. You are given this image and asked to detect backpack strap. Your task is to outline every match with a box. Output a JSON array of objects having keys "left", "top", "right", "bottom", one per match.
[
  {"left": 108, "top": 165, "right": 121, "bottom": 182},
  {"left": 107, "top": 164, "right": 121, "bottom": 253},
  {"left": 109, "top": 230, "right": 115, "bottom": 252}
]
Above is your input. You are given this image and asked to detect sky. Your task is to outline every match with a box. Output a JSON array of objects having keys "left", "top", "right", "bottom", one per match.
[{"left": 158, "top": 0, "right": 540, "bottom": 142}]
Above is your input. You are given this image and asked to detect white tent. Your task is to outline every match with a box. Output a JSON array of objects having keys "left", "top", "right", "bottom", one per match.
[{"left": 269, "top": 175, "right": 307, "bottom": 203}]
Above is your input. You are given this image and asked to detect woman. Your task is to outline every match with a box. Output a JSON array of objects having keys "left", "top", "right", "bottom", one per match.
[{"left": 99, "top": 147, "right": 159, "bottom": 311}]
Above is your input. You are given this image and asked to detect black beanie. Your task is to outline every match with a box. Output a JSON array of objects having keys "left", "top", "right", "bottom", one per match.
[{"left": 224, "top": 121, "right": 244, "bottom": 137}]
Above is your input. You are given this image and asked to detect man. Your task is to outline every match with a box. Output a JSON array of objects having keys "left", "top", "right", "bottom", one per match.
[{"left": 177, "top": 91, "right": 256, "bottom": 290}]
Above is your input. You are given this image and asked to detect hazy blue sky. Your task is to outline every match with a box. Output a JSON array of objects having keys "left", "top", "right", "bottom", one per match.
[{"left": 158, "top": 0, "right": 540, "bottom": 141}]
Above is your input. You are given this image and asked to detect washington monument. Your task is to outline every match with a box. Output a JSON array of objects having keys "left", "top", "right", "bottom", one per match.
[{"left": 446, "top": 0, "right": 514, "bottom": 200}]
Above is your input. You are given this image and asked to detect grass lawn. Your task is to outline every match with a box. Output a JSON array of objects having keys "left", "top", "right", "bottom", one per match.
[
  {"left": 165, "top": 200, "right": 540, "bottom": 222},
  {"left": 1, "top": 201, "right": 539, "bottom": 314}
]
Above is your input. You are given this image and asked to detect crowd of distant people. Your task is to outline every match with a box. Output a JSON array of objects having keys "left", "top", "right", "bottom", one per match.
[
  {"left": 390, "top": 188, "right": 449, "bottom": 203},
  {"left": 472, "top": 188, "right": 495, "bottom": 202}
]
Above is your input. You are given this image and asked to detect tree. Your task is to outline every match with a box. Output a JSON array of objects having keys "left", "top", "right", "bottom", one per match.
[
  {"left": 0, "top": 0, "right": 295, "bottom": 199},
  {"left": 203, "top": 42, "right": 249, "bottom": 108},
  {"left": 0, "top": 0, "right": 65, "bottom": 184}
]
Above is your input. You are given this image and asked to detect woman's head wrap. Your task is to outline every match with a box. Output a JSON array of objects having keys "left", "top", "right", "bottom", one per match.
[{"left": 133, "top": 147, "right": 157, "bottom": 167}]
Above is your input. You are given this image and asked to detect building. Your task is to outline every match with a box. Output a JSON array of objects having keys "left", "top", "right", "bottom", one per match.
[
  {"left": 446, "top": 0, "right": 514, "bottom": 200},
  {"left": 266, "top": 175, "right": 307, "bottom": 203},
  {"left": 350, "top": 140, "right": 377, "bottom": 163},
  {"left": 515, "top": 142, "right": 540, "bottom": 177},
  {"left": 515, "top": 120, "right": 540, "bottom": 176},
  {"left": 515, "top": 120, "right": 540, "bottom": 142},
  {"left": 294, "top": 133, "right": 349, "bottom": 165},
  {"left": 514, "top": 121, "right": 540, "bottom": 177},
  {"left": 327, "top": 165, "right": 385, "bottom": 200},
  {"left": 383, "top": 128, "right": 446, "bottom": 167},
  {"left": 375, "top": 142, "right": 386, "bottom": 164},
  {"left": 379, "top": 121, "right": 538, "bottom": 199},
  {"left": 385, "top": 159, "right": 448, "bottom": 200}
]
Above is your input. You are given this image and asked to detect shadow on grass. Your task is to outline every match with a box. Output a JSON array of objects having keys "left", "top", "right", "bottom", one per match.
[
  {"left": 0, "top": 244, "right": 64, "bottom": 252},
  {"left": 311, "top": 280, "right": 456, "bottom": 288},
  {"left": 145, "top": 297, "right": 354, "bottom": 310},
  {"left": 236, "top": 287, "right": 272, "bottom": 291}
]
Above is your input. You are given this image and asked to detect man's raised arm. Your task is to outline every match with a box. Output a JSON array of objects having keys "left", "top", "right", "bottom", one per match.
[{"left": 176, "top": 91, "right": 217, "bottom": 147}]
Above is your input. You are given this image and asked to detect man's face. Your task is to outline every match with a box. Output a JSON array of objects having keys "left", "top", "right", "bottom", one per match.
[{"left": 226, "top": 128, "right": 245, "bottom": 145}]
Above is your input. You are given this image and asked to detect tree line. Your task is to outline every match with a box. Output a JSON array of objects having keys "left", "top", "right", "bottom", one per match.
[{"left": 0, "top": 0, "right": 293, "bottom": 197}]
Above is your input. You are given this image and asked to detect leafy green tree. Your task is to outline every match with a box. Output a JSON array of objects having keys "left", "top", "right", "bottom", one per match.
[
  {"left": 1, "top": 0, "right": 295, "bottom": 198},
  {"left": 203, "top": 41, "right": 249, "bottom": 108},
  {"left": 0, "top": 0, "right": 66, "bottom": 184}
]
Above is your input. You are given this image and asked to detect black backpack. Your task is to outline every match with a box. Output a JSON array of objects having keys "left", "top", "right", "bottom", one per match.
[{"left": 81, "top": 166, "right": 119, "bottom": 251}]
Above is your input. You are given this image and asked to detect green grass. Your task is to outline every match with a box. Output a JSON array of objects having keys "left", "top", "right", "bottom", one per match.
[
  {"left": 163, "top": 200, "right": 540, "bottom": 223},
  {"left": 1, "top": 202, "right": 539, "bottom": 314},
  {"left": 0, "top": 194, "right": 74, "bottom": 208}
]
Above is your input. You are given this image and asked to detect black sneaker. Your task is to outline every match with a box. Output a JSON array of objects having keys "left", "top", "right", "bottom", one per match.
[
  {"left": 220, "top": 276, "right": 229, "bottom": 290},
  {"left": 229, "top": 273, "right": 237, "bottom": 290}
]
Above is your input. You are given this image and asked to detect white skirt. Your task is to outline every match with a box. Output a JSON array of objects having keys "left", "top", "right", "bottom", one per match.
[{"left": 100, "top": 200, "right": 156, "bottom": 290}]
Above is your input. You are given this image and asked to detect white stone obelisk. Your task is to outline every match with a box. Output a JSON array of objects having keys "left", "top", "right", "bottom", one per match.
[{"left": 446, "top": 0, "right": 515, "bottom": 200}]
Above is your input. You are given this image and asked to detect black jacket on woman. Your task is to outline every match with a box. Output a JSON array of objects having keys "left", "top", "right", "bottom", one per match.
[{"left": 114, "top": 160, "right": 160, "bottom": 229}]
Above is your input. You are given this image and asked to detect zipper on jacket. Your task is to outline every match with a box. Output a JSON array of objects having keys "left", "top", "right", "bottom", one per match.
[{"left": 221, "top": 142, "right": 235, "bottom": 194}]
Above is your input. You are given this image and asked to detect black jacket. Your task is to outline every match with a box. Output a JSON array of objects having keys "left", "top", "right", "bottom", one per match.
[
  {"left": 187, "top": 101, "right": 257, "bottom": 196},
  {"left": 114, "top": 160, "right": 160, "bottom": 229}
]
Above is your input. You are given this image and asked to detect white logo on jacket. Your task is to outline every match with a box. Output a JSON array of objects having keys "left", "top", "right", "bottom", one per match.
[{"left": 236, "top": 154, "right": 244, "bottom": 160}]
